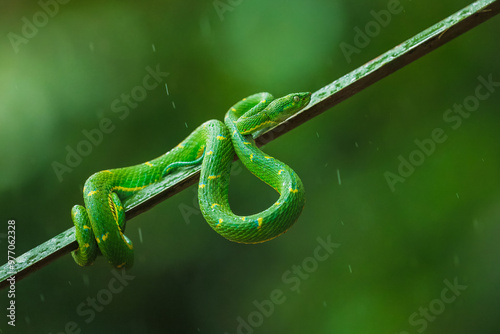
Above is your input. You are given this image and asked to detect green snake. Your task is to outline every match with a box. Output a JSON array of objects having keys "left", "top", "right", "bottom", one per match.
[{"left": 71, "top": 92, "right": 311, "bottom": 268}]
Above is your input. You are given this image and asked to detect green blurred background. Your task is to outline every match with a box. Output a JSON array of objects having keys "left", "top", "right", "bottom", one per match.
[{"left": 1, "top": 0, "right": 500, "bottom": 333}]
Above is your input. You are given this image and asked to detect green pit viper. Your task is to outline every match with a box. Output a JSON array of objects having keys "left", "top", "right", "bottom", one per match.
[{"left": 71, "top": 92, "right": 311, "bottom": 268}]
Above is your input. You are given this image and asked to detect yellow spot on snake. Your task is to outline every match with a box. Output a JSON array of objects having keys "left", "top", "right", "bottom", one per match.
[
  {"left": 242, "top": 98, "right": 247, "bottom": 101},
  {"left": 103, "top": 170, "right": 113, "bottom": 174},
  {"left": 245, "top": 120, "right": 275, "bottom": 133},
  {"left": 216, "top": 218, "right": 223, "bottom": 228},
  {"left": 199, "top": 183, "right": 206, "bottom": 188},
  {"left": 96, "top": 237, "right": 101, "bottom": 244},
  {"left": 197, "top": 146, "right": 205, "bottom": 158},
  {"left": 112, "top": 185, "right": 147, "bottom": 192},
  {"left": 217, "top": 135, "right": 227, "bottom": 140},
  {"left": 257, "top": 217, "right": 263, "bottom": 229},
  {"left": 83, "top": 243, "right": 90, "bottom": 248},
  {"left": 265, "top": 156, "right": 272, "bottom": 159},
  {"left": 275, "top": 201, "right": 281, "bottom": 206},
  {"left": 250, "top": 154, "right": 254, "bottom": 161},
  {"left": 278, "top": 169, "right": 284, "bottom": 175},
  {"left": 261, "top": 100, "right": 266, "bottom": 103},
  {"left": 145, "top": 162, "right": 153, "bottom": 167},
  {"left": 102, "top": 232, "right": 110, "bottom": 242},
  {"left": 211, "top": 203, "right": 219, "bottom": 208},
  {"left": 121, "top": 232, "right": 134, "bottom": 250},
  {"left": 208, "top": 175, "right": 221, "bottom": 180},
  {"left": 87, "top": 190, "right": 98, "bottom": 197},
  {"left": 177, "top": 143, "right": 185, "bottom": 148},
  {"left": 289, "top": 187, "right": 299, "bottom": 193},
  {"left": 244, "top": 141, "right": 251, "bottom": 145},
  {"left": 231, "top": 108, "right": 236, "bottom": 111},
  {"left": 207, "top": 150, "right": 213, "bottom": 155},
  {"left": 83, "top": 225, "right": 91, "bottom": 230},
  {"left": 117, "top": 262, "right": 126, "bottom": 268},
  {"left": 241, "top": 216, "right": 246, "bottom": 221}
]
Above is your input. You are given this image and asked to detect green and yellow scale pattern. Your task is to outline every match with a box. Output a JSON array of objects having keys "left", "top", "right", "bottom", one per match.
[{"left": 71, "top": 92, "right": 311, "bottom": 268}]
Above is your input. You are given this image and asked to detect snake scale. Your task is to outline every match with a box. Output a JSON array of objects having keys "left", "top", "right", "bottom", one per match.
[{"left": 71, "top": 92, "right": 311, "bottom": 268}]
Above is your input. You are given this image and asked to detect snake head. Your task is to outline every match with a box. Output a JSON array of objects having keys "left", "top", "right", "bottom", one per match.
[
  {"left": 266, "top": 92, "right": 311, "bottom": 124},
  {"left": 238, "top": 92, "right": 312, "bottom": 138}
]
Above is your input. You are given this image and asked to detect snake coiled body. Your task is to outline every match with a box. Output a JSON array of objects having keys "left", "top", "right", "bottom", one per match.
[{"left": 71, "top": 92, "right": 311, "bottom": 268}]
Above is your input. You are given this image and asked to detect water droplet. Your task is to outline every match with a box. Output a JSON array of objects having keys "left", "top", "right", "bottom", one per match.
[{"left": 138, "top": 227, "right": 143, "bottom": 244}]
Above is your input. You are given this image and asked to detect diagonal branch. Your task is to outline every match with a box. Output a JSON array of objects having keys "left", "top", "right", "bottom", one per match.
[{"left": 1, "top": 0, "right": 499, "bottom": 290}]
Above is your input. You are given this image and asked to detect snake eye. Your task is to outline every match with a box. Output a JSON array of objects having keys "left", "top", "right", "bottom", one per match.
[{"left": 293, "top": 95, "right": 300, "bottom": 103}]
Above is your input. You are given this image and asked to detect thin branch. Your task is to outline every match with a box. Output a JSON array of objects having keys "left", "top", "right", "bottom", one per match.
[{"left": 1, "top": 0, "right": 499, "bottom": 290}]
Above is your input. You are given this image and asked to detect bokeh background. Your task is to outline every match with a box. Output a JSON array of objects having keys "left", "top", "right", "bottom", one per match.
[{"left": 1, "top": 0, "right": 500, "bottom": 333}]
